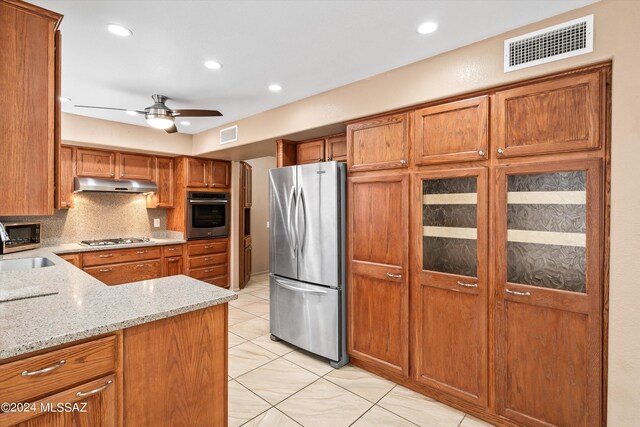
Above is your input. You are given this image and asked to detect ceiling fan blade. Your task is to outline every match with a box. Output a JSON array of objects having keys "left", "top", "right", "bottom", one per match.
[
  {"left": 164, "top": 124, "right": 178, "bottom": 134},
  {"left": 74, "top": 105, "right": 146, "bottom": 114},
  {"left": 171, "top": 109, "right": 223, "bottom": 117}
]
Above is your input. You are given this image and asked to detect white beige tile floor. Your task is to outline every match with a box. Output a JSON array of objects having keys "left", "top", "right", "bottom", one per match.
[{"left": 228, "top": 273, "right": 495, "bottom": 427}]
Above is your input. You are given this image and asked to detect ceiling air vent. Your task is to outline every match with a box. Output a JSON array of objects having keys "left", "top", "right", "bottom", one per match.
[
  {"left": 220, "top": 125, "right": 238, "bottom": 145},
  {"left": 504, "top": 15, "right": 593, "bottom": 72}
]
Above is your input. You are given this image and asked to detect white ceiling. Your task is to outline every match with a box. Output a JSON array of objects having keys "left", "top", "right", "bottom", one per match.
[{"left": 34, "top": 0, "right": 598, "bottom": 135}]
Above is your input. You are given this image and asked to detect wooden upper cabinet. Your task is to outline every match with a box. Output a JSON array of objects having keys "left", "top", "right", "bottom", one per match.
[
  {"left": 241, "top": 162, "right": 252, "bottom": 208},
  {"left": 57, "top": 145, "right": 75, "bottom": 209},
  {"left": 119, "top": 153, "right": 154, "bottom": 180},
  {"left": 0, "top": 1, "right": 61, "bottom": 216},
  {"left": 413, "top": 96, "right": 488, "bottom": 164},
  {"left": 347, "top": 113, "right": 409, "bottom": 172},
  {"left": 76, "top": 148, "right": 116, "bottom": 178},
  {"left": 147, "top": 157, "right": 174, "bottom": 208},
  {"left": 210, "top": 160, "right": 231, "bottom": 188},
  {"left": 326, "top": 134, "right": 347, "bottom": 162},
  {"left": 348, "top": 174, "right": 409, "bottom": 377},
  {"left": 297, "top": 139, "right": 325, "bottom": 164},
  {"left": 494, "top": 70, "right": 603, "bottom": 158},
  {"left": 185, "top": 157, "right": 208, "bottom": 188}
]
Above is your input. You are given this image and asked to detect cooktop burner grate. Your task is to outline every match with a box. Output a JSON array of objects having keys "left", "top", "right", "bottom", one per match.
[{"left": 80, "top": 237, "right": 150, "bottom": 246}]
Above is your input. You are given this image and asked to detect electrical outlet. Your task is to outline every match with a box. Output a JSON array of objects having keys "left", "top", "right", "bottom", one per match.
[
  {"left": 266, "top": 221, "right": 270, "bottom": 228},
  {"left": 154, "top": 218, "right": 160, "bottom": 228}
]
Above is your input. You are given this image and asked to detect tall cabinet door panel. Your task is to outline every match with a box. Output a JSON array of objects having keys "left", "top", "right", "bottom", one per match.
[
  {"left": 347, "top": 174, "right": 409, "bottom": 376},
  {"left": 495, "top": 159, "right": 603, "bottom": 427},
  {"left": 347, "top": 113, "right": 409, "bottom": 172},
  {"left": 414, "top": 96, "right": 488, "bottom": 165},
  {"left": 119, "top": 152, "right": 154, "bottom": 180},
  {"left": 412, "top": 168, "right": 488, "bottom": 407},
  {"left": 494, "top": 70, "right": 603, "bottom": 158},
  {"left": 76, "top": 148, "right": 116, "bottom": 178}
]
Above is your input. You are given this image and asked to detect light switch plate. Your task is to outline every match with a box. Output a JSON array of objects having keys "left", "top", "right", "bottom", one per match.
[
  {"left": 266, "top": 221, "right": 269, "bottom": 228},
  {"left": 154, "top": 218, "right": 160, "bottom": 228}
]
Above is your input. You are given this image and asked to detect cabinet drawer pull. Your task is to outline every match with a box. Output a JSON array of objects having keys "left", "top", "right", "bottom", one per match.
[
  {"left": 204, "top": 257, "right": 213, "bottom": 261},
  {"left": 167, "top": 248, "right": 178, "bottom": 251},
  {"left": 204, "top": 269, "right": 214, "bottom": 273},
  {"left": 386, "top": 273, "right": 402, "bottom": 279},
  {"left": 136, "top": 251, "right": 147, "bottom": 254},
  {"left": 167, "top": 258, "right": 179, "bottom": 262},
  {"left": 135, "top": 264, "right": 148, "bottom": 269},
  {"left": 204, "top": 245, "right": 213, "bottom": 249},
  {"left": 99, "top": 268, "right": 113, "bottom": 273},
  {"left": 21, "top": 360, "right": 65, "bottom": 377},
  {"left": 456, "top": 281, "right": 478, "bottom": 288},
  {"left": 99, "top": 254, "right": 113, "bottom": 258},
  {"left": 505, "top": 288, "right": 531, "bottom": 296},
  {"left": 76, "top": 380, "right": 113, "bottom": 398}
]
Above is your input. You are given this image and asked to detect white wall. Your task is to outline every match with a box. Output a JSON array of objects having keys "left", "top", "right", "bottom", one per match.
[{"left": 246, "top": 157, "right": 276, "bottom": 274}]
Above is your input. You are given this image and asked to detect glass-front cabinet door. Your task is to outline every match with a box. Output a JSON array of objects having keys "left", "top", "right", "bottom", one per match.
[
  {"left": 412, "top": 168, "right": 487, "bottom": 407},
  {"left": 495, "top": 159, "right": 603, "bottom": 427}
]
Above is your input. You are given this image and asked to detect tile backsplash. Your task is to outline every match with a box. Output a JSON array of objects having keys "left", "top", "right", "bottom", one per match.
[{"left": 0, "top": 193, "right": 167, "bottom": 245}]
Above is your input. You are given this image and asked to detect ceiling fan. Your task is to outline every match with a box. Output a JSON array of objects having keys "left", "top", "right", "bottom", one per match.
[{"left": 74, "top": 95, "right": 222, "bottom": 133}]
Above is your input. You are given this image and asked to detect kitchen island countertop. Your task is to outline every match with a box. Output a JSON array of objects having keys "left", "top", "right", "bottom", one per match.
[{"left": 0, "top": 241, "right": 237, "bottom": 360}]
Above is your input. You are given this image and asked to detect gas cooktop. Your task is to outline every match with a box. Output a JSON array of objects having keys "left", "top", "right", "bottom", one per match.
[{"left": 80, "top": 237, "right": 151, "bottom": 247}]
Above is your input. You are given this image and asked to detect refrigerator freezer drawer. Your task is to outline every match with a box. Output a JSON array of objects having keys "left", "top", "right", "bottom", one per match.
[{"left": 270, "top": 275, "right": 340, "bottom": 361}]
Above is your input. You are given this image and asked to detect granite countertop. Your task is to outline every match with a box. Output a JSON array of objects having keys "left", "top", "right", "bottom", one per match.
[{"left": 0, "top": 240, "right": 237, "bottom": 360}]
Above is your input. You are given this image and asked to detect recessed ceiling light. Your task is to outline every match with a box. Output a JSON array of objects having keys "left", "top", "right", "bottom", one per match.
[
  {"left": 126, "top": 110, "right": 138, "bottom": 116},
  {"left": 180, "top": 121, "right": 191, "bottom": 126},
  {"left": 417, "top": 22, "right": 438, "bottom": 35},
  {"left": 107, "top": 24, "right": 133, "bottom": 37},
  {"left": 59, "top": 96, "right": 71, "bottom": 102},
  {"left": 268, "top": 84, "right": 283, "bottom": 92},
  {"left": 204, "top": 60, "right": 222, "bottom": 70}
]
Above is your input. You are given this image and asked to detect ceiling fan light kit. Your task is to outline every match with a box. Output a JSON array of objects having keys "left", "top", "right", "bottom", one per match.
[{"left": 74, "top": 94, "right": 222, "bottom": 134}]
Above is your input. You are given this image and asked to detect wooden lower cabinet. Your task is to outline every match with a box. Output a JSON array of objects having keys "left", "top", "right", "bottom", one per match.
[
  {"left": 0, "top": 375, "right": 117, "bottom": 427},
  {"left": 84, "top": 260, "right": 161, "bottom": 285},
  {"left": 412, "top": 168, "right": 488, "bottom": 407},
  {"left": 1, "top": 305, "right": 228, "bottom": 427},
  {"left": 123, "top": 305, "right": 227, "bottom": 426},
  {"left": 162, "top": 256, "right": 183, "bottom": 276},
  {"left": 347, "top": 174, "right": 409, "bottom": 377},
  {"left": 187, "top": 238, "right": 230, "bottom": 288}
]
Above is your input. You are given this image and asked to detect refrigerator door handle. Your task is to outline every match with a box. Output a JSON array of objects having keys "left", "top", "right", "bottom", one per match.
[
  {"left": 274, "top": 278, "right": 328, "bottom": 295},
  {"left": 286, "top": 185, "right": 297, "bottom": 258},
  {"left": 298, "top": 187, "right": 307, "bottom": 255}
]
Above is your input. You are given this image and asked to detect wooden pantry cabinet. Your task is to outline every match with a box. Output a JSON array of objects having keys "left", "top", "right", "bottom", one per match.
[
  {"left": 0, "top": 0, "right": 62, "bottom": 216},
  {"left": 345, "top": 63, "right": 609, "bottom": 427},
  {"left": 412, "top": 167, "right": 488, "bottom": 407},
  {"left": 347, "top": 174, "right": 409, "bottom": 378}
]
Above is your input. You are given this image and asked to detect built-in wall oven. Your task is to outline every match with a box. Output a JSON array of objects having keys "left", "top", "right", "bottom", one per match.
[{"left": 186, "top": 192, "right": 230, "bottom": 240}]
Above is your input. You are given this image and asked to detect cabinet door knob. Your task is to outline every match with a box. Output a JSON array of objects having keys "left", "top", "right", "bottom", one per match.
[
  {"left": 497, "top": 148, "right": 505, "bottom": 155},
  {"left": 328, "top": 156, "right": 333, "bottom": 161},
  {"left": 120, "top": 173, "right": 124, "bottom": 177},
  {"left": 400, "top": 159, "right": 407, "bottom": 165},
  {"left": 111, "top": 173, "right": 115, "bottom": 177},
  {"left": 478, "top": 150, "right": 485, "bottom": 156},
  {"left": 66, "top": 202, "right": 71, "bottom": 207}
]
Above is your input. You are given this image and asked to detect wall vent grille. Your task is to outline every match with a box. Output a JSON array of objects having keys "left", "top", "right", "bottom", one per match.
[
  {"left": 504, "top": 15, "right": 593, "bottom": 72},
  {"left": 220, "top": 125, "right": 238, "bottom": 145}
]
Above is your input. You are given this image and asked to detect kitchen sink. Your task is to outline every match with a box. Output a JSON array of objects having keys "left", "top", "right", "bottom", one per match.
[{"left": 0, "top": 257, "right": 55, "bottom": 272}]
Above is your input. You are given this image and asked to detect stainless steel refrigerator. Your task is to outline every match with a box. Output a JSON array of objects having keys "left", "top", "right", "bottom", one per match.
[{"left": 269, "top": 161, "right": 348, "bottom": 368}]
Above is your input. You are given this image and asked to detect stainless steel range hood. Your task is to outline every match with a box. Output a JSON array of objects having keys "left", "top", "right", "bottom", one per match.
[{"left": 73, "top": 177, "right": 158, "bottom": 194}]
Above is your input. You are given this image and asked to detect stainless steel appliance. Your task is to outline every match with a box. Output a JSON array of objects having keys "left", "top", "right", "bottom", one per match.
[
  {"left": 80, "top": 237, "right": 151, "bottom": 247},
  {"left": 269, "top": 161, "right": 348, "bottom": 368},
  {"left": 0, "top": 222, "right": 41, "bottom": 254},
  {"left": 74, "top": 177, "right": 158, "bottom": 193},
  {"left": 186, "top": 192, "right": 230, "bottom": 240}
]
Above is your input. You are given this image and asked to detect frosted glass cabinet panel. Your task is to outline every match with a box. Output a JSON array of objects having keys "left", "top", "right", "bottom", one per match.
[
  {"left": 506, "top": 171, "right": 587, "bottom": 293},
  {"left": 422, "top": 177, "right": 478, "bottom": 277}
]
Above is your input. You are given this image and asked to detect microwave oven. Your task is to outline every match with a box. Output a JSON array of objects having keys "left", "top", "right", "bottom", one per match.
[
  {"left": 0, "top": 222, "right": 41, "bottom": 254},
  {"left": 186, "top": 192, "right": 230, "bottom": 240}
]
